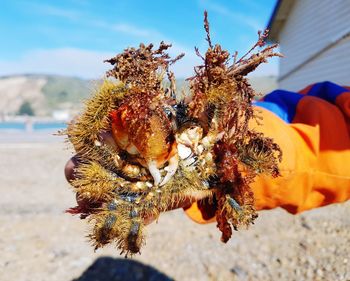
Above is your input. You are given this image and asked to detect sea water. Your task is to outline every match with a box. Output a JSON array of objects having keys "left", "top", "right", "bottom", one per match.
[{"left": 0, "top": 122, "right": 67, "bottom": 131}]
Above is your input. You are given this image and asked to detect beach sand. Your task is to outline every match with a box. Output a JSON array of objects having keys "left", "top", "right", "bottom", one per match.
[{"left": 0, "top": 134, "right": 349, "bottom": 281}]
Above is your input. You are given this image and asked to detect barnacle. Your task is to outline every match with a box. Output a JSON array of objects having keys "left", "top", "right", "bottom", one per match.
[{"left": 65, "top": 12, "right": 282, "bottom": 256}]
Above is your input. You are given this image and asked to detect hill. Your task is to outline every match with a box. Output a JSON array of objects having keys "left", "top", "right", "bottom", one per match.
[
  {"left": 0, "top": 75, "right": 93, "bottom": 117},
  {"left": 0, "top": 74, "right": 277, "bottom": 118}
]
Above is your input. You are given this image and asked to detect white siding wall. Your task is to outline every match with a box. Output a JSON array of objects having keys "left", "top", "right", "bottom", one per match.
[
  {"left": 278, "top": 0, "right": 350, "bottom": 91},
  {"left": 280, "top": 37, "right": 350, "bottom": 91}
]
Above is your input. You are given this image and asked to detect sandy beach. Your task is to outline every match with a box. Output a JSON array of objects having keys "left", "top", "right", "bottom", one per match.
[{"left": 0, "top": 132, "right": 349, "bottom": 281}]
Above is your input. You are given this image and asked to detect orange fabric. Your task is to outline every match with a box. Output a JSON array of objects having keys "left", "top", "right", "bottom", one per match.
[{"left": 185, "top": 96, "right": 350, "bottom": 223}]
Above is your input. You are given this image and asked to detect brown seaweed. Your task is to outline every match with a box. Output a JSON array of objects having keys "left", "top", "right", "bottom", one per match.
[{"left": 65, "top": 11, "right": 282, "bottom": 256}]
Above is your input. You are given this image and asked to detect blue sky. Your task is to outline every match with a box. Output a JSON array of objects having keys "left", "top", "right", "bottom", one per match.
[{"left": 0, "top": 0, "right": 278, "bottom": 79}]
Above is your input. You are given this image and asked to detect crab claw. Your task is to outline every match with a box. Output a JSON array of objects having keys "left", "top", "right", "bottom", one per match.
[
  {"left": 160, "top": 153, "right": 179, "bottom": 186},
  {"left": 148, "top": 160, "right": 162, "bottom": 186},
  {"left": 177, "top": 143, "right": 192, "bottom": 159}
]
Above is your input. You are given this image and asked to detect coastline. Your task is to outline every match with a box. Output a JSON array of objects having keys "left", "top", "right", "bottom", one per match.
[{"left": 0, "top": 131, "right": 65, "bottom": 144}]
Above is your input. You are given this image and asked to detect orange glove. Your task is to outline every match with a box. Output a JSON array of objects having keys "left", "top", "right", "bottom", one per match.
[{"left": 185, "top": 83, "right": 350, "bottom": 223}]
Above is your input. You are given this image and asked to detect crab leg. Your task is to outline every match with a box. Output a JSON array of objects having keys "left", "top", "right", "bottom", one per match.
[
  {"left": 160, "top": 153, "right": 179, "bottom": 186},
  {"left": 147, "top": 160, "right": 162, "bottom": 186}
]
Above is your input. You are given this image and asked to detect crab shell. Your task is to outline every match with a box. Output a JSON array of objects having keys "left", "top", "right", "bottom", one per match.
[{"left": 110, "top": 103, "right": 179, "bottom": 186}]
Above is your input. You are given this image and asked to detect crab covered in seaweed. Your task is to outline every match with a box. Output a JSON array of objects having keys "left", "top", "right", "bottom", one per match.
[{"left": 65, "top": 12, "right": 282, "bottom": 256}]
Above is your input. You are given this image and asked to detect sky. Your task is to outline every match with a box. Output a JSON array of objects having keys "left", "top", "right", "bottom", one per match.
[{"left": 0, "top": 0, "right": 278, "bottom": 79}]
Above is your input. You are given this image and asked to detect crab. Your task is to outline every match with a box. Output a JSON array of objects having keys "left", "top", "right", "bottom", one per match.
[{"left": 65, "top": 12, "right": 282, "bottom": 256}]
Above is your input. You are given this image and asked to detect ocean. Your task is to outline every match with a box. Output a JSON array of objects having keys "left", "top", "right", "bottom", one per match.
[{"left": 0, "top": 121, "right": 67, "bottom": 131}]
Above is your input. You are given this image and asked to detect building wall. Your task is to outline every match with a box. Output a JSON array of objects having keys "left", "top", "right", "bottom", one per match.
[{"left": 278, "top": 0, "right": 350, "bottom": 91}]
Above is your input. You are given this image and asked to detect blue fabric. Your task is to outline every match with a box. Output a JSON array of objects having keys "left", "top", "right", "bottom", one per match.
[
  {"left": 255, "top": 81, "right": 348, "bottom": 123},
  {"left": 258, "top": 90, "right": 303, "bottom": 123},
  {"left": 254, "top": 101, "right": 290, "bottom": 122},
  {"left": 307, "top": 81, "right": 346, "bottom": 103}
]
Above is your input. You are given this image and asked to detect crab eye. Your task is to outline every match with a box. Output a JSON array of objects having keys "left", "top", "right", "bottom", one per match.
[{"left": 163, "top": 108, "right": 173, "bottom": 119}]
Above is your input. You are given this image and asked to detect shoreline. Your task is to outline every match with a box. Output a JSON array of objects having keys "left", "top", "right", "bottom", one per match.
[{"left": 0, "top": 131, "right": 65, "bottom": 144}]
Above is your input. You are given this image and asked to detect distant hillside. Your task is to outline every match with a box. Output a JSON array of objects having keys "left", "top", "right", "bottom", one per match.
[
  {"left": 0, "top": 74, "right": 277, "bottom": 117},
  {"left": 168, "top": 76, "right": 277, "bottom": 97},
  {"left": 0, "top": 75, "right": 46, "bottom": 116},
  {"left": 42, "top": 75, "right": 92, "bottom": 109},
  {"left": 0, "top": 75, "right": 93, "bottom": 117}
]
